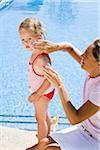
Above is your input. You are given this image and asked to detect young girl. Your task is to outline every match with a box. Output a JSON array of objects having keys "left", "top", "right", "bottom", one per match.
[
  {"left": 18, "top": 17, "right": 55, "bottom": 143},
  {"left": 30, "top": 39, "right": 100, "bottom": 150}
]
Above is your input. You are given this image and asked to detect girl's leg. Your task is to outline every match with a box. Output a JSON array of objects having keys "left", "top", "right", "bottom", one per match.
[
  {"left": 46, "top": 112, "right": 51, "bottom": 136},
  {"left": 34, "top": 96, "right": 50, "bottom": 142}
]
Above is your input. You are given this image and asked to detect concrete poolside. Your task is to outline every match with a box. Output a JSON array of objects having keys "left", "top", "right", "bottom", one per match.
[{"left": 0, "top": 126, "right": 38, "bottom": 150}]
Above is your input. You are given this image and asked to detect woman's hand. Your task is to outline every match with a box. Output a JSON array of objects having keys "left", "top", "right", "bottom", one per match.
[
  {"left": 33, "top": 40, "right": 61, "bottom": 54},
  {"left": 28, "top": 92, "right": 41, "bottom": 103},
  {"left": 43, "top": 65, "right": 63, "bottom": 88}
]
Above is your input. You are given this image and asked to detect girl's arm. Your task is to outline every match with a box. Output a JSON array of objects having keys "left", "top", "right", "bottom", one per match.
[
  {"left": 28, "top": 79, "right": 51, "bottom": 102},
  {"left": 36, "top": 79, "right": 51, "bottom": 96}
]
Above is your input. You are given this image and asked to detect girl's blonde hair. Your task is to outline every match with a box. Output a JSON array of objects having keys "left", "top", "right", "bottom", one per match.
[{"left": 19, "top": 17, "right": 45, "bottom": 37}]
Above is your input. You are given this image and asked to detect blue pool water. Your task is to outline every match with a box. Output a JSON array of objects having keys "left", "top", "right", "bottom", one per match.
[
  {"left": 0, "top": 0, "right": 98, "bottom": 130},
  {"left": 0, "top": 0, "right": 13, "bottom": 11}
]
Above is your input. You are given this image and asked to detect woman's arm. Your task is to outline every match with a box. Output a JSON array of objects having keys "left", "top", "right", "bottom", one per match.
[
  {"left": 61, "top": 43, "right": 82, "bottom": 64},
  {"left": 34, "top": 41, "right": 82, "bottom": 64},
  {"left": 43, "top": 65, "right": 99, "bottom": 125},
  {"left": 58, "top": 85, "right": 99, "bottom": 125}
]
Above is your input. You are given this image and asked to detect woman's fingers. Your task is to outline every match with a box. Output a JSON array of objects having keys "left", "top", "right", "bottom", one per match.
[
  {"left": 43, "top": 65, "right": 63, "bottom": 88},
  {"left": 33, "top": 40, "right": 58, "bottom": 53},
  {"left": 43, "top": 67, "right": 55, "bottom": 80},
  {"left": 33, "top": 40, "right": 48, "bottom": 48},
  {"left": 44, "top": 72, "right": 56, "bottom": 85},
  {"left": 44, "top": 65, "right": 58, "bottom": 76},
  {"left": 43, "top": 68, "right": 54, "bottom": 78},
  {"left": 43, "top": 69, "right": 53, "bottom": 80},
  {"left": 43, "top": 66, "right": 60, "bottom": 87},
  {"left": 44, "top": 74, "right": 53, "bottom": 83}
]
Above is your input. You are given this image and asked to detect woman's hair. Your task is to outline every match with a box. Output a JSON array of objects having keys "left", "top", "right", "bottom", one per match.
[
  {"left": 19, "top": 17, "right": 45, "bottom": 37},
  {"left": 92, "top": 39, "right": 100, "bottom": 62}
]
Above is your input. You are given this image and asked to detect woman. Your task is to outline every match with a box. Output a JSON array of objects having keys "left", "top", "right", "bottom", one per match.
[{"left": 28, "top": 39, "right": 100, "bottom": 150}]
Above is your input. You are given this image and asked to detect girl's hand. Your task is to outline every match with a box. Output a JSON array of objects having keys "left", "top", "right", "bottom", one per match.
[
  {"left": 28, "top": 92, "right": 41, "bottom": 103},
  {"left": 33, "top": 40, "right": 60, "bottom": 54},
  {"left": 43, "top": 65, "right": 63, "bottom": 88}
]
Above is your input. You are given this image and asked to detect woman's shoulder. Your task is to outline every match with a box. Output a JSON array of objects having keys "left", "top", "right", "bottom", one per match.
[
  {"left": 88, "top": 76, "right": 100, "bottom": 106},
  {"left": 90, "top": 76, "right": 100, "bottom": 87}
]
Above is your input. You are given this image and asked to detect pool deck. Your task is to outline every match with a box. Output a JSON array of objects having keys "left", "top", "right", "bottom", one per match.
[{"left": 0, "top": 126, "right": 38, "bottom": 150}]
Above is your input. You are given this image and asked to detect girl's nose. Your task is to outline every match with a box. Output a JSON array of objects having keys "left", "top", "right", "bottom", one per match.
[{"left": 23, "top": 40, "right": 28, "bottom": 44}]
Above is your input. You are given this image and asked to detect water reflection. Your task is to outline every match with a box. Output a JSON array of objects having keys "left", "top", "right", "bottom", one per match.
[
  {"left": 11, "top": 0, "right": 77, "bottom": 28},
  {"left": 41, "top": 0, "right": 77, "bottom": 26},
  {"left": 11, "top": 0, "right": 44, "bottom": 12}
]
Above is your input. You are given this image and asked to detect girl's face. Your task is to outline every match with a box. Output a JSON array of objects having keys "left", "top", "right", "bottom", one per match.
[
  {"left": 19, "top": 29, "right": 41, "bottom": 52},
  {"left": 81, "top": 44, "right": 99, "bottom": 76}
]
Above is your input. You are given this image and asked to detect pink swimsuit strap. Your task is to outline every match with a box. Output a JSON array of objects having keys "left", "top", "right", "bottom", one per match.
[{"left": 29, "top": 53, "right": 51, "bottom": 77}]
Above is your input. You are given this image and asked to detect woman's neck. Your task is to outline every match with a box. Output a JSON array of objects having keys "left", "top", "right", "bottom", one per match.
[
  {"left": 89, "top": 71, "right": 100, "bottom": 78},
  {"left": 89, "top": 64, "right": 100, "bottom": 78}
]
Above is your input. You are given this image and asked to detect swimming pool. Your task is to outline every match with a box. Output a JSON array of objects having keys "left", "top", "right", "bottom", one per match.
[
  {"left": 0, "top": 0, "right": 14, "bottom": 11},
  {"left": 0, "top": 0, "right": 98, "bottom": 131}
]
